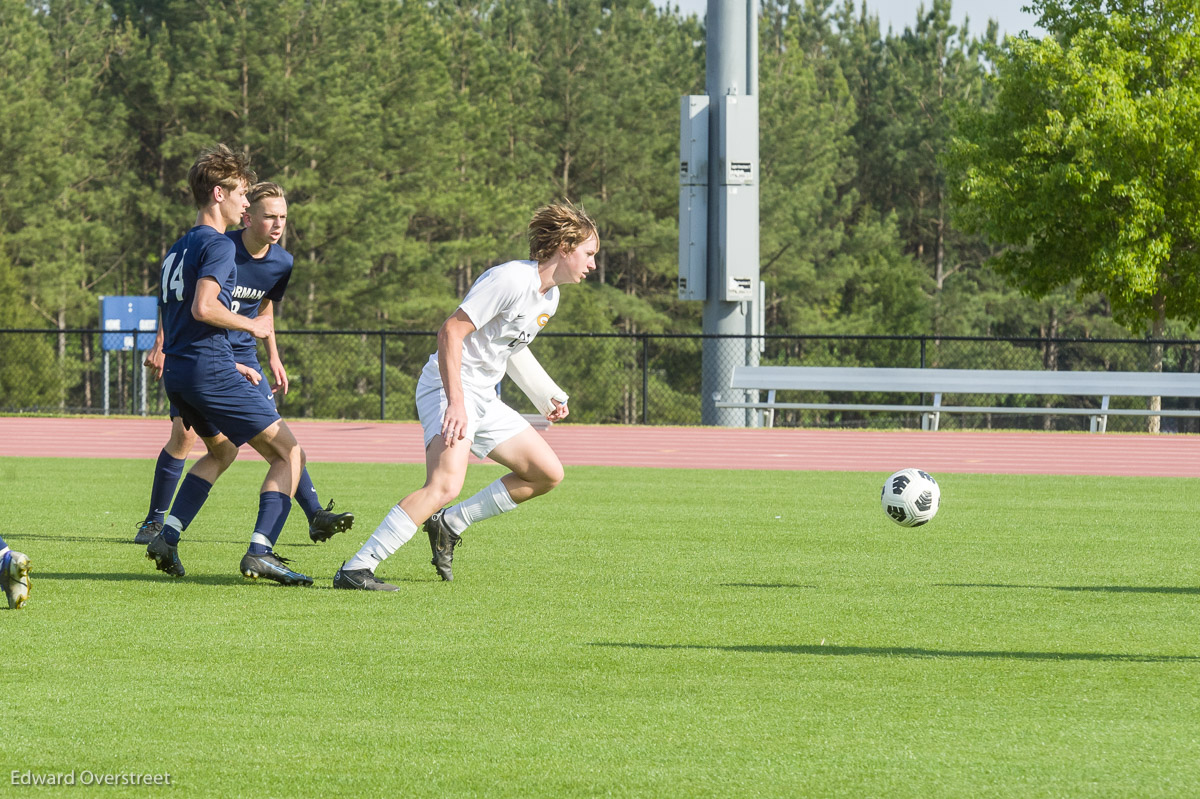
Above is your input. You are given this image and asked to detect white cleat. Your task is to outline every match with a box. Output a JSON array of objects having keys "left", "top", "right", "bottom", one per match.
[{"left": 1, "top": 551, "right": 31, "bottom": 610}]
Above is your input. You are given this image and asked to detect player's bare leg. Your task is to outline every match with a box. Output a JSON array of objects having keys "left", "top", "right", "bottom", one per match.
[
  {"left": 247, "top": 419, "right": 304, "bottom": 497},
  {"left": 335, "top": 435, "right": 471, "bottom": 589},
  {"left": 486, "top": 428, "right": 565, "bottom": 502},
  {"left": 165, "top": 417, "right": 200, "bottom": 460},
  {"left": 409, "top": 435, "right": 477, "bottom": 581},
  {"left": 424, "top": 428, "right": 564, "bottom": 581},
  {"left": 406, "top": 434, "right": 472, "bottom": 526},
  {"left": 187, "top": 433, "right": 239, "bottom": 484}
]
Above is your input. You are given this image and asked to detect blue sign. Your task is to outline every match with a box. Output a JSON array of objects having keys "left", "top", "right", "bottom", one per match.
[{"left": 100, "top": 296, "right": 158, "bottom": 351}]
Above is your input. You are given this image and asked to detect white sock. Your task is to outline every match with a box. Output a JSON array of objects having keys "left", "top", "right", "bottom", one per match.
[
  {"left": 344, "top": 506, "right": 417, "bottom": 572},
  {"left": 443, "top": 478, "right": 518, "bottom": 534},
  {"left": 0, "top": 547, "right": 9, "bottom": 560}
]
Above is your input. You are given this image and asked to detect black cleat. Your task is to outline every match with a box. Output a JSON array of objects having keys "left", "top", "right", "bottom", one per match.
[
  {"left": 134, "top": 519, "right": 163, "bottom": 545},
  {"left": 308, "top": 500, "right": 354, "bottom": 543},
  {"left": 332, "top": 562, "right": 399, "bottom": 591},
  {"left": 1, "top": 550, "right": 31, "bottom": 609},
  {"left": 146, "top": 533, "right": 185, "bottom": 577},
  {"left": 425, "top": 508, "right": 461, "bottom": 581},
  {"left": 239, "top": 551, "right": 313, "bottom": 586}
]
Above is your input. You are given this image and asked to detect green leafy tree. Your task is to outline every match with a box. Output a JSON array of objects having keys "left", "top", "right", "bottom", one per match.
[
  {"left": 948, "top": 0, "right": 1200, "bottom": 337},
  {"left": 948, "top": 0, "right": 1200, "bottom": 427}
]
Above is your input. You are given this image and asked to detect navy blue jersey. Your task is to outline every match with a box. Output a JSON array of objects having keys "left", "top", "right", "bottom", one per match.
[
  {"left": 226, "top": 229, "right": 293, "bottom": 359},
  {"left": 158, "top": 226, "right": 237, "bottom": 362}
]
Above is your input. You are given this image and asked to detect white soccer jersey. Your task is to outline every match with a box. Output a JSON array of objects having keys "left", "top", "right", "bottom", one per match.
[{"left": 422, "top": 260, "right": 559, "bottom": 391}]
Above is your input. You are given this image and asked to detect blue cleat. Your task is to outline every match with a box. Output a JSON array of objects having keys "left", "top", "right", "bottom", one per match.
[
  {"left": 240, "top": 551, "right": 313, "bottom": 586},
  {"left": 134, "top": 519, "right": 163, "bottom": 545},
  {"left": 146, "top": 534, "right": 185, "bottom": 577}
]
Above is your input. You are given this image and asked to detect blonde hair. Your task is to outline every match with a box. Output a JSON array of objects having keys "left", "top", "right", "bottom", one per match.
[
  {"left": 527, "top": 202, "right": 597, "bottom": 262},
  {"left": 187, "top": 144, "right": 256, "bottom": 206},
  {"left": 247, "top": 181, "right": 285, "bottom": 206}
]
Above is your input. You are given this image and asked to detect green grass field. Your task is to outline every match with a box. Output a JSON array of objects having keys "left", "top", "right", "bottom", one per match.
[{"left": 3, "top": 456, "right": 1200, "bottom": 797}]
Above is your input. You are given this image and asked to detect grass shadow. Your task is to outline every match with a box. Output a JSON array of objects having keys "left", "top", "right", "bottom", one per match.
[
  {"left": 720, "top": 582, "right": 817, "bottom": 589},
  {"left": 589, "top": 641, "right": 1200, "bottom": 663},
  {"left": 37, "top": 571, "right": 255, "bottom": 587},
  {"left": 11, "top": 533, "right": 285, "bottom": 548},
  {"left": 936, "top": 583, "right": 1200, "bottom": 596},
  {"left": 13, "top": 533, "right": 332, "bottom": 548},
  {"left": 15, "top": 533, "right": 138, "bottom": 545},
  {"left": 308, "top": 576, "right": 435, "bottom": 591}
]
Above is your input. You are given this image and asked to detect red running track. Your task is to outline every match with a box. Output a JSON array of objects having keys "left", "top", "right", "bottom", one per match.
[{"left": 1, "top": 416, "right": 1198, "bottom": 476}]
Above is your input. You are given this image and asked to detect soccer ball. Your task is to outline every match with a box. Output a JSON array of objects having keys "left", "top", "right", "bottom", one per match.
[{"left": 881, "top": 468, "right": 940, "bottom": 527}]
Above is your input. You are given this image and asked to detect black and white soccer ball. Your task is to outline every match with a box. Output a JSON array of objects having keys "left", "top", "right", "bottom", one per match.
[{"left": 881, "top": 468, "right": 941, "bottom": 527}]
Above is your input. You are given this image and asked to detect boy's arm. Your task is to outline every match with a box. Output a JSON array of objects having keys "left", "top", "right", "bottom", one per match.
[
  {"left": 192, "top": 277, "right": 272, "bottom": 339},
  {"left": 258, "top": 300, "right": 289, "bottom": 395},
  {"left": 143, "top": 316, "right": 166, "bottom": 380},
  {"left": 436, "top": 309, "right": 477, "bottom": 446},
  {"left": 505, "top": 347, "right": 569, "bottom": 421}
]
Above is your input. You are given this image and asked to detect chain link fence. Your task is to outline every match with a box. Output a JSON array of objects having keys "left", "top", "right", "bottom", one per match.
[{"left": 3, "top": 328, "right": 1200, "bottom": 432}]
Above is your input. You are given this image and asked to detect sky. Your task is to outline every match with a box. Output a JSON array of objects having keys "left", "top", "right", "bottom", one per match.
[{"left": 664, "top": 1, "right": 1044, "bottom": 38}]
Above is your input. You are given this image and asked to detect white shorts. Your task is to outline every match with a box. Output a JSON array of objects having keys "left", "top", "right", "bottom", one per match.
[{"left": 415, "top": 375, "right": 530, "bottom": 459}]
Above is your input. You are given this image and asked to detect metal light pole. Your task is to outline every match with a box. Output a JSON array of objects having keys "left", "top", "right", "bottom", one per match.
[{"left": 679, "top": 0, "right": 760, "bottom": 426}]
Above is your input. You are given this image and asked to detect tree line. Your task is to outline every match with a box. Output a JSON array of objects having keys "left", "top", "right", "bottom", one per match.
[{"left": 0, "top": 0, "right": 1190, "bottom": 356}]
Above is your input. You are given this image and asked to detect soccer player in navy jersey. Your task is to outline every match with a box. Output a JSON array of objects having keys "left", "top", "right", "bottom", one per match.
[
  {"left": 135, "top": 182, "right": 353, "bottom": 548},
  {"left": 0, "top": 537, "right": 31, "bottom": 609},
  {"left": 144, "top": 144, "right": 314, "bottom": 586}
]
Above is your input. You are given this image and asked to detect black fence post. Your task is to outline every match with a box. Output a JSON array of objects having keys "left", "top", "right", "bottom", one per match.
[
  {"left": 379, "top": 332, "right": 387, "bottom": 421},
  {"left": 642, "top": 335, "right": 649, "bottom": 425}
]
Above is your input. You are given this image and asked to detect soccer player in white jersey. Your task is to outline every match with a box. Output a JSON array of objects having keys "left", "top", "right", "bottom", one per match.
[{"left": 333, "top": 203, "right": 598, "bottom": 589}]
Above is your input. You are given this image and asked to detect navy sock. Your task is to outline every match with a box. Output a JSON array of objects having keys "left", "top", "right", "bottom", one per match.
[
  {"left": 294, "top": 468, "right": 322, "bottom": 521},
  {"left": 248, "top": 491, "right": 291, "bottom": 555},
  {"left": 0, "top": 535, "right": 7, "bottom": 551},
  {"left": 146, "top": 449, "right": 186, "bottom": 524},
  {"left": 162, "top": 473, "right": 213, "bottom": 545}
]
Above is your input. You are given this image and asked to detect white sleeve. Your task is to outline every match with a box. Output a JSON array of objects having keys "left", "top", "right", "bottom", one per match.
[
  {"left": 458, "top": 265, "right": 522, "bottom": 331},
  {"left": 505, "top": 347, "right": 568, "bottom": 416}
]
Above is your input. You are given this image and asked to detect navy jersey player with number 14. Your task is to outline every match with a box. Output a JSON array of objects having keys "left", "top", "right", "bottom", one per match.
[
  {"left": 144, "top": 144, "right": 317, "bottom": 586},
  {"left": 136, "top": 182, "right": 352, "bottom": 549}
]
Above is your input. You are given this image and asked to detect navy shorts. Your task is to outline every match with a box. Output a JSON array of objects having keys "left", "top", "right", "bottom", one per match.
[
  {"left": 164, "top": 355, "right": 280, "bottom": 446},
  {"left": 168, "top": 355, "right": 274, "bottom": 420}
]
